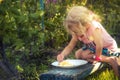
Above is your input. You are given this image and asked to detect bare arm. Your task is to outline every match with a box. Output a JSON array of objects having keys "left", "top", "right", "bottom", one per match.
[
  {"left": 57, "top": 34, "right": 78, "bottom": 62},
  {"left": 61, "top": 34, "right": 78, "bottom": 56},
  {"left": 92, "top": 28, "right": 103, "bottom": 57}
]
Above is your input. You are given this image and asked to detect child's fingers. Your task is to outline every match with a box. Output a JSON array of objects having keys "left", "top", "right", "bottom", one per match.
[{"left": 57, "top": 54, "right": 64, "bottom": 62}]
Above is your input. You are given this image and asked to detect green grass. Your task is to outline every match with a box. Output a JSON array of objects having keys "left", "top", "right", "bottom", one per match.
[{"left": 85, "top": 68, "right": 119, "bottom": 80}]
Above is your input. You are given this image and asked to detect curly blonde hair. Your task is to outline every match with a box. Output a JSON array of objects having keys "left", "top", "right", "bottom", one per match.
[{"left": 64, "top": 6, "right": 101, "bottom": 35}]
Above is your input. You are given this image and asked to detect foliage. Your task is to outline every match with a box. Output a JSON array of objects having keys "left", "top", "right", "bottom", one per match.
[
  {"left": 0, "top": 0, "right": 120, "bottom": 79},
  {"left": 86, "top": 0, "right": 120, "bottom": 36}
]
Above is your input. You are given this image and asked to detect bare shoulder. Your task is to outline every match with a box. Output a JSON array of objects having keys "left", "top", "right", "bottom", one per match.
[{"left": 92, "top": 28, "right": 102, "bottom": 38}]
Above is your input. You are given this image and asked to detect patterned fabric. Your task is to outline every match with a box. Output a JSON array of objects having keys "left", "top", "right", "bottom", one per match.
[
  {"left": 82, "top": 43, "right": 120, "bottom": 57},
  {"left": 82, "top": 42, "right": 110, "bottom": 56},
  {"left": 110, "top": 52, "right": 120, "bottom": 57}
]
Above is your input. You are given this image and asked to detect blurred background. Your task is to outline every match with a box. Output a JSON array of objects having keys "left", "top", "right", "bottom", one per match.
[{"left": 0, "top": 0, "right": 120, "bottom": 80}]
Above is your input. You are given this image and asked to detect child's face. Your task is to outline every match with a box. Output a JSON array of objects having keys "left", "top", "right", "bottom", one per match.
[{"left": 70, "top": 25, "right": 83, "bottom": 36}]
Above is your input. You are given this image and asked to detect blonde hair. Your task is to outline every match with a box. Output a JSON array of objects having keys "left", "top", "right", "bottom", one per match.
[{"left": 64, "top": 6, "right": 101, "bottom": 35}]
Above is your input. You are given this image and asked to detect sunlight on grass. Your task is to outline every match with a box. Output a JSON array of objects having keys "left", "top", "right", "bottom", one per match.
[{"left": 86, "top": 68, "right": 119, "bottom": 80}]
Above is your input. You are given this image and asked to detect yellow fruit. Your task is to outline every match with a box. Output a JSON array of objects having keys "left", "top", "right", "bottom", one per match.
[{"left": 59, "top": 61, "right": 73, "bottom": 67}]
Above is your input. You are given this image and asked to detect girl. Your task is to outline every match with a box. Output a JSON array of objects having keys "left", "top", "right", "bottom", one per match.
[{"left": 57, "top": 6, "right": 119, "bottom": 77}]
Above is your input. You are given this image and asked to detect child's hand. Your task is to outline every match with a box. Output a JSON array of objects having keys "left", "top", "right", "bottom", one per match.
[{"left": 57, "top": 54, "right": 64, "bottom": 62}]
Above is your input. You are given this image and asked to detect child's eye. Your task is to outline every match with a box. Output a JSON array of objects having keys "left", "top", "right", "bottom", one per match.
[
  {"left": 74, "top": 31, "right": 78, "bottom": 33},
  {"left": 72, "top": 31, "right": 78, "bottom": 34},
  {"left": 80, "top": 35, "right": 84, "bottom": 38}
]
